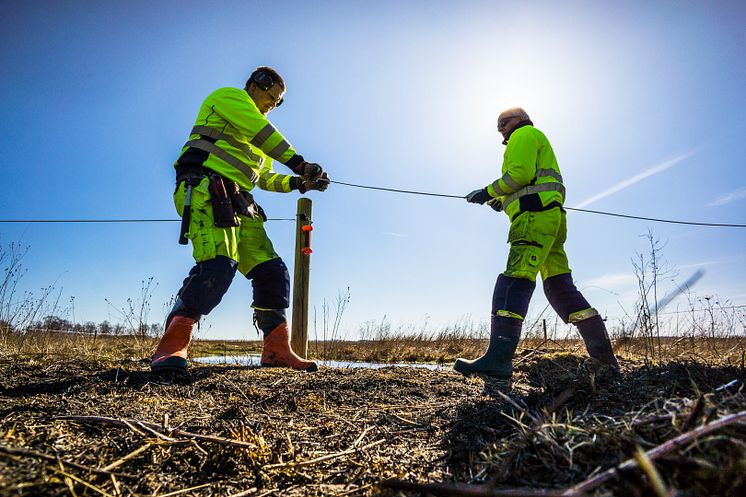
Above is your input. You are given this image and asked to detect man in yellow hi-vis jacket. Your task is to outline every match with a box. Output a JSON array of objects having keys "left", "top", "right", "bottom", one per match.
[
  {"left": 455, "top": 107, "right": 619, "bottom": 378},
  {"left": 152, "top": 66, "right": 329, "bottom": 374}
]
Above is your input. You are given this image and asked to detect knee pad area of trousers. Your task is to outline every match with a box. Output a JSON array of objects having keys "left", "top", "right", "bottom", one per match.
[
  {"left": 247, "top": 258, "right": 291, "bottom": 310},
  {"left": 179, "top": 256, "right": 238, "bottom": 316},
  {"left": 492, "top": 274, "right": 536, "bottom": 319},
  {"left": 543, "top": 273, "right": 591, "bottom": 323}
]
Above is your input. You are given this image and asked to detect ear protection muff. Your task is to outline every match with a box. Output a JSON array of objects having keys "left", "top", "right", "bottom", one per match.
[
  {"left": 250, "top": 70, "right": 284, "bottom": 107},
  {"left": 253, "top": 71, "right": 275, "bottom": 91}
]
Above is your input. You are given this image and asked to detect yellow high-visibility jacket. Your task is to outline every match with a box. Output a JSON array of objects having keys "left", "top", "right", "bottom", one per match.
[
  {"left": 486, "top": 124, "right": 565, "bottom": 219},
  {"left": 174, "top": 87, "right": 304, "bottom": 192}
]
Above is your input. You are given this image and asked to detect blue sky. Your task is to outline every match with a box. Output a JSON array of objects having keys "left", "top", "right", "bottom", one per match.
[{"left": 1, "top": 0, "right": 745, "bottom": 340}]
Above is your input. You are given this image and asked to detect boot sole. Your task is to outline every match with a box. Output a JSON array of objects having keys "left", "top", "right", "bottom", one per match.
[
  {"left": 261, "top": 362, "right": 318, "bottom": 372},
  {"left": 151, "top": 365, "right": 188, "bottom": 375},
  {"left": 455, "top": 369, "right": 512, "bottom": 379},
  {"left": 585, "top": 357, "right": 621, "bottom": 372},
  {"left": 151, "top": 357, "right": 188, "bottom": 375}
]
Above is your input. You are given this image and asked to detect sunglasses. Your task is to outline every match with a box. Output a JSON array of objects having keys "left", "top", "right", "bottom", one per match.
[
  {"left": 258, "top": 84, "right": 284, "bottom": 108},
  {"left": 498, "top": 116, "right": 518, "bottom": 129},
  {"left": 268, "top": 91, "right": 284, "bottom": 108}
]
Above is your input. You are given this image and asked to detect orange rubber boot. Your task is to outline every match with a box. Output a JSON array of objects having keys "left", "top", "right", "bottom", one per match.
[
  {"left": 261, "top": 323, "right": 318, "bottom": 372},
  {"left": 151, "top": 316, "right": 195, "bottom": 373}
]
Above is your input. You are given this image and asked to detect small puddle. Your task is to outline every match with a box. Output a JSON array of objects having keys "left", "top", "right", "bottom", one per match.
[{"left": 195, "top": 354, "right": 446, "bottom": 370}]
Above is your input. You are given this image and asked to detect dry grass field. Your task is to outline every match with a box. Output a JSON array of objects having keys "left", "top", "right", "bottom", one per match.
[{"left": 1, "top": 330, "right": 745, "bottom": 497}]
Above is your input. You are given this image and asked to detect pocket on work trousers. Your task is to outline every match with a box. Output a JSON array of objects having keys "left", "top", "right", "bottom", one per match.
[{"left": 505, "top": 242, "right": 544, "bottom": 280}]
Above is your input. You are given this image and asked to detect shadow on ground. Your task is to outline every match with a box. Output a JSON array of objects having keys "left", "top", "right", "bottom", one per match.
[{"left": 440, "top": 353, "right": 746, "bottom": 494}]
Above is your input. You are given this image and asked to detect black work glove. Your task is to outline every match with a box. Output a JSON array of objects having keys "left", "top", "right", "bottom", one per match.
[
  {"left": 298, "top": 172, "right": 330, "bottom": 193},
  {"left": 465, "top": 188, "right": 491, "bottom": 204},
  {"left": 299, "top": 162, "right": 324, "bottom": 182}
]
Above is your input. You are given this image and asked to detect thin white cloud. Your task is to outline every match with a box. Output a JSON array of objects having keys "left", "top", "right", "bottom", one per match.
[
  {"left": 706, "top": 186, "right": 746, "bottom": 207},
  {"left": 574, "top": 148, "right": 701, "bottom": 209},
  {"left": 381, "top": 232, "right": 408, "bottom": 238},
  {"left": 583, "top": 273, "right": 637, "bottom": 290},
  {"left": 678, "top": 260, "right": 724, "bottom": 270},
  {"left": 679, "top": 253, "right": 746, "bottom": 270}
]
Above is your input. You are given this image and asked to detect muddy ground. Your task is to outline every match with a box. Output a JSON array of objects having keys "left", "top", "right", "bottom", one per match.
[{"left": 1, "top": 351, "right": 745, "bottom": 497}]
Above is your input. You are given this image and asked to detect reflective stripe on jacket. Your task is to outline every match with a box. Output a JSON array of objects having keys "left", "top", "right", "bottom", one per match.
[
  {"left": 257, "top": 158, "right": 294, "bottom": 192},
  {"left": 174, "top": 87, "right": 300, "bottom": 192},
  {"left": 486, "top": 125, "right": 565, "bottom": 219}
]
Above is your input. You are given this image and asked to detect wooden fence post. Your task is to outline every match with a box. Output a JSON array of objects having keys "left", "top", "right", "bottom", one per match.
[{"left": 291, "top": 197, "right": 312, "bottom": 358}]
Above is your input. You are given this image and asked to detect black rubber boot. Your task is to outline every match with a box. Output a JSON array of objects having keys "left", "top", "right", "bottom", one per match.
[
  {"left": 454, "top": 320, "right": 521, "bottom": 378},
  {"left": 576, "top": 315, "right": 619, "bottom": 369},
  {"left": 544, "top": 273, "right": 619, "bottom": 369},
  {"left": 454, "top": 275, "right": 535, "bottom": 378}
]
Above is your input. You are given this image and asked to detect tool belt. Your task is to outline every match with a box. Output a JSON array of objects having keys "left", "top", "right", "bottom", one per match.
[{"left": 176, "top": 166, "right": 266, "bottom": 238}]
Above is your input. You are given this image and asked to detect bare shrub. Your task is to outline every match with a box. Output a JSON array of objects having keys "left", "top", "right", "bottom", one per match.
[
  {"left": 626, "top": 230, "right": 677, "bottom": 363},
  {"left": 0, "top": 240, "right": 30, "bottom": 328},
  {"left": 311, "top": 287, "right": 350, "bottom": 360},
  {"left": 105, "top": 277, "right": 159, "bottom": 338},
  {"left": 0, "top": 240, "right": 69, "bottom": 342},
  {"left": 0, "top": 238, "right": 162, "bottom": 359}
]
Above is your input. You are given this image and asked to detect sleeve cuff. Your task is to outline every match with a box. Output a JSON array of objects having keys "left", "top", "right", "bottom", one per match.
[{"left": 285, "top": 154, "right": 305, "bottom": 173}]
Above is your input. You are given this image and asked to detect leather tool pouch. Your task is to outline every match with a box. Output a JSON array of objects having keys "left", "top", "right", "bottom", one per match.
[
  {"left": 208, "top": 174, "right": 239, "bottom": 228},
  {"left": 232, "top": 190, "right": 267, "bottom": 222},
  {"left": 231, "top": 189, "right": 252, "bottom": 217}
]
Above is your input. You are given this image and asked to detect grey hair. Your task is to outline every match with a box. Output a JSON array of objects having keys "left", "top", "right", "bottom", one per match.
[{"left": 499, "top": 107, "right": 530, "bottom": 122}]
